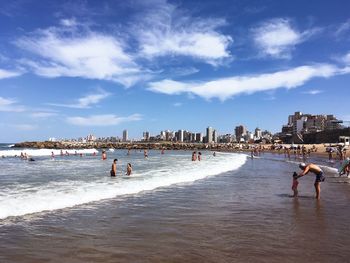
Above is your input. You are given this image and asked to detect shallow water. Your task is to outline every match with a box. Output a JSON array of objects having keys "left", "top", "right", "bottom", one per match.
[{"left": 0, "top": 151, "right": 349, "bottom": 262}]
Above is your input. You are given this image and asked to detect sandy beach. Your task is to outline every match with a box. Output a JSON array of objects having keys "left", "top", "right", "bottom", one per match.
[{"left": 0, "top": 149, "right": 349, "bottom": 262}]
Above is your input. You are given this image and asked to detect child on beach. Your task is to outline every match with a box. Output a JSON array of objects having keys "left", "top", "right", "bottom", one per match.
[{"left": 292, "top": 172, "right": 299, "bottom": 197}]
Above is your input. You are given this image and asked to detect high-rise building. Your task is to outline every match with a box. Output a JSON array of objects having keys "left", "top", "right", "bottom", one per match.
[
  {"left": 195, "top": 133, "right": 203, "bottom": 143},
  {"left": 122, "top": 129, "right": 128, "bottom": 142},
  {"left": 235, "top": 125, "right": 247, "bottom": 140},
  {"left": 206, "top": 126, "right": 213, "bottom": 143},
  {"left": 213, "top": 129, "right": 218, "bottom": 143},
  {"left": 254, "top": 128, "right": 262, "bottom": 139},
  {"left": 177, "top": 129, "right": 184, "bottom": 142},
  {"left": 143, "top": 131, "right": 150, "bottom": 141}
]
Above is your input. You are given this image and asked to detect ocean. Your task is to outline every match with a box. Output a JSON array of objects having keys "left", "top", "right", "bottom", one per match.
[{"left": 0, "top": 147, "right": 349, "bottom": 262}]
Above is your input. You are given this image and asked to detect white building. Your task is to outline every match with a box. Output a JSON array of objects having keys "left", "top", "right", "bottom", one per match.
[{"left": 206, "top": 126, "right": 213, "bottom": 143}]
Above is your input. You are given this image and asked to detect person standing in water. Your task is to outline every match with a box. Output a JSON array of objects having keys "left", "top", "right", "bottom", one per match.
[
  {"left": 126, "top": 163, "right": 132, "bottom": 176},
  {"left": 192, "top": 151, "right": 197, "bottom": 161},
  {"left": 292, "top": 172, "right": 299, "bottom": 197},
  {"left": 102, "top": 150, "right": 107, "bottom": 160},
  {"left": 110, "top": 159, "right": 118, "bottom": 177},
  {"left": 297, "top": 163, "right": 325, "bottom": 199}
]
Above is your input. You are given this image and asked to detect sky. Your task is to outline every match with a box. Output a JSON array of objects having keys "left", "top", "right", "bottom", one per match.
[{"left": 0, "top": 0, "right": 350, "bottom": 142}]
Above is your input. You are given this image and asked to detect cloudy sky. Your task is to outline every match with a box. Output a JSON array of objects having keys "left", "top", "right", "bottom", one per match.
[{"left": 0, "top": 0, "right": 350, "bottom": 142}]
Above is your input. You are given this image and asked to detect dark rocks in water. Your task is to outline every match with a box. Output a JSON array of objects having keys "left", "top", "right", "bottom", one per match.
[{"left": 14, "top": 141, "right": 233, "bottom": 151}]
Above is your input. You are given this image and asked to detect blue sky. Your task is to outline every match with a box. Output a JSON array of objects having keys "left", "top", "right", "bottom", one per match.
[{"left": 0, "top": 0, "right": 350, "bottom": 142}]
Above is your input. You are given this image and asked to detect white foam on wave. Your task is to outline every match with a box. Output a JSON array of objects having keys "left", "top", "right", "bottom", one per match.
[
  {"left": 0, "top": 148, "right": 99, "bottom": 157},
  {"left": 0, "top": 153, "right": 247, "bottom": 219}
]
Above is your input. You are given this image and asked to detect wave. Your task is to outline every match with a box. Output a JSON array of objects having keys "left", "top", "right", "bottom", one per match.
[
  {"left": 0, "top": 153, "right": 247, "bottom": 219},
  {"left": 0, "top": 148, "right": 99, "bottom": 157}
]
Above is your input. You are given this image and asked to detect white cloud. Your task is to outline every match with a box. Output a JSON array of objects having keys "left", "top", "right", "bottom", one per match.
[
  {"left": 134, "top": 2, "right": 232, "bottom": 65},
  {"left": 0, "top": 68, "right": 22, "bottom": 79},
  {"left": 302, "top": 89, "right": 323, "bottom": 95},
  {"left": 335, "top": 19, "right": 350, "bottom": 36},
  {"left": 30, "top": 112, "right": 58, "bottom": 118},
  {"left": 11, "top": 124, "right": 38, "bottom": 131},
  {"left": 0, "top": 97, "right": 25, "bottom": 112},
  {"left": 59, "top": 18, "right": 77, "bottom": 27},
  {"left": 15, "top": 26, "right": 145, "bottom": 87},
  {"left": 252, "top": 18, "right": 316, "bottom": 59},
  {"left": 173, "top": 102, "right": 182, "bottom": 107},
  {"left": 169, "top": 67, "right": 200, "bottom": 77},
  {"left": 47, "top": 89, "right": 111, "bottom": 109},
  {"left": 66, "top": 114, "right": 142, "bottom": 126},
  {"left": 343, "top": 52, "right": 350, "bottom": 64},
  {"left": 148, "top": 64, "right": 349, "bottom": 101}
]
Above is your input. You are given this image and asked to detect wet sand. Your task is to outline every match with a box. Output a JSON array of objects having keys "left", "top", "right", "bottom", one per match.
[{"left": 0, "top": 154, "right": 349, "bottom": 263}]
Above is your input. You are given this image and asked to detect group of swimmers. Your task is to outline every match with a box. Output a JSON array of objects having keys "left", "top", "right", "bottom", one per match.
[
  {"left": 191, "top": 151, "right": 202, "bottom": 161},
  {"left": 19, "top": 152, "right": 35, "bottom": 161}
]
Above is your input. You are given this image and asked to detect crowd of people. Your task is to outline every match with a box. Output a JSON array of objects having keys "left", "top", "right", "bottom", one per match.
[{"left": 10, "top": 146, "right": 350, "bottom": 200}]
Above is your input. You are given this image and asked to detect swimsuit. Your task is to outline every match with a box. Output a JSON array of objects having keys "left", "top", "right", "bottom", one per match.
[
  {"left": 292, "top": 180, "right": 298, "bottom": 190},
  {"left": 315, "top": 170, "right": 325, "bottom": 183}
]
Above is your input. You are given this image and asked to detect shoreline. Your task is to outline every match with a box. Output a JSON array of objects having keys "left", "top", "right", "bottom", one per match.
[{"left": 11, "top": 141, "right": 348, "bottom": 160}]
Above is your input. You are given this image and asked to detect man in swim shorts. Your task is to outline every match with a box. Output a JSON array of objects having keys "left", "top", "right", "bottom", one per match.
[
  {"left": 110, "top": 159, "right": 117, "bottom": 177},
  {"left": 298, "top": 162, "right": 325, "bottom": 199}
]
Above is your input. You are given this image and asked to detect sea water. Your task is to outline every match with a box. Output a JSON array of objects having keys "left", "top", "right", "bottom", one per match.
[{"left": 0, "top": 149, "right": 246, "bottom": 219}]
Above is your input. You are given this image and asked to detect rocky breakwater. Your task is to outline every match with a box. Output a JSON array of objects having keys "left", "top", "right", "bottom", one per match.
[
  {"left": 13, "top": 141, "right": 243, "bottom": 151},
  {"left": 14, "top": 141, "right": 65, "bottom": 149}
]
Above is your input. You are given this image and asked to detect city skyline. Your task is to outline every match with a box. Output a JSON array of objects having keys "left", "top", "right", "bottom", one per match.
[{"left": 1, "top": 0, "right": 350, "bottom": 142}]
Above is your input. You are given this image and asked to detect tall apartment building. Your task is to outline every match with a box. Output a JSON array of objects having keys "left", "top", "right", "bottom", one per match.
[
  {"left": 143, "top": 131, "right": 150, "bottom": 141},
  {"left": 206, "top": 126, "right": 213, "bottom": 143},
  {"left": 177, "top": 129, "right": 184, "bottom": 142},
  {"left": 195, "top": 133, "right": 203, "bottom": 143},
  {"left": 213, "top": 129, "right": 218, "bottom": 143},
  {"left": 122, "top": 129, "right": 128, "bottom": 142},
  {"left": 235, "top": 125, "right": 247, "bottom": 140}
]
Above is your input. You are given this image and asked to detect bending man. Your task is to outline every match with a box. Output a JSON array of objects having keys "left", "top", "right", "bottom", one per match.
[{"left": 298, "top": 162, "right": 325, "bottom": 199}]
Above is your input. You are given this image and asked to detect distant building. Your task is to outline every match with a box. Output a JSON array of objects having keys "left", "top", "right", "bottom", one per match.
[
  {"left": 86, "top": 134, "right": 96, "bottom": 142},
  {"left": 213, "top": 129, "right": 218, "bottom": 143},
  {"left": 195, "top": 133, "right": 203, "bottom": 143},
  {"left": 235, "top": 125, "right": 247, "bottom": 141},
  {"left": 254, "top": 128, "right": 262, "bottom": 139},
  {"left": 177, "top": 129, "right": 184, "bottom": 142},
  {"left": 206, "top": 126, "right": 213, "bottom": 143},
  {"left": 143, "top": 131, "right": 150, "bottom": 141},
  {"left": 281, "top": 111, "right": 344, "bottom": 143},
  {"left": 122, "top": 130, "right": 128, "bottom": 142},
  {"left": 190, "top": 132, "right": 196, "bottom": 142},
  {"left": 219, "top": 134, "right": 233, "bottom": 143}
]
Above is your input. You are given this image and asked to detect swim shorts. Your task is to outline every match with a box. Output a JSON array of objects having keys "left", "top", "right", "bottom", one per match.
[{"left": 315, "top": 171, "right": 325, "bottom": 182}]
